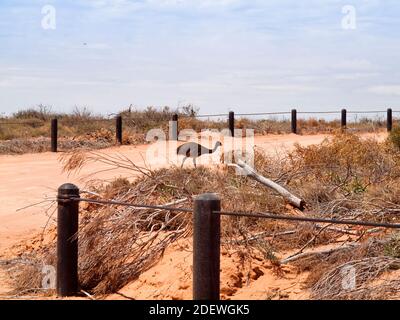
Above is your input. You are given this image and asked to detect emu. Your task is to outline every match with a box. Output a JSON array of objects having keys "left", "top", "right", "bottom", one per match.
[{"left": 177, "top": 141, "right": 222, "bottom": 168}]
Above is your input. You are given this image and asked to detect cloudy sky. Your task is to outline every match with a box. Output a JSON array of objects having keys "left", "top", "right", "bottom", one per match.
[{"left": 0, "top": 0, "right": 399, "bottom": 115}]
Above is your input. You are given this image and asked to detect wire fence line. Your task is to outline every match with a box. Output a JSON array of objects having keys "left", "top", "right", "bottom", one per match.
[
  {"left": 296, "top": 111, "right": 341, "bottom": 115},
  {"left": 0, "top": 108, "right": 398, "bottom": 124},
  {"left": 214, "top": 210, "right": 400, "bottom": 229},
  {"left": 73, "top": 196, "right": 400, "bottom": 229},
  {"left": 184, "top": 113, "right": 228, "bottom": 118},
  {"left": 56, "top": 183, "right": 400, "bottom": 299},
  {"left": 73, "top": 197, "right": 193, "bottom": 213},
  {"left": 173, "top": 109, "right": 399, "bottom": 118},
  {"left": 0, "top": 107, "right": 397, "bottom": 154},
  {"left": 347, "top": 111, "right": 388, "bottom": 114},
  {"left": 235, "top": 112, "right": 292, "bottom": 116},
  {"left": 0, "top": 121, "right": 46, "bottom": 125},
  {"left": 195, "top": 109, "right": 397, "bottom": 118},
  {"left": 0, "top": 109, "right": 396, "bottom": 126}
]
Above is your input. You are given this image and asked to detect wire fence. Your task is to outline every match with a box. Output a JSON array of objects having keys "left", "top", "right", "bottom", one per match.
[
  {"left": 0, "top": 108, "right": 398, "bottom": 124},
  {"left": 175, "top": 108, "right": 396, "bottom": 136},
  {"left": 73, "top": 196, "right": 400, "bottom": 229},
  {"left": 195, "top": 109, "right": 398, "bottom": 118},
  {"left": 56, "top": 185, "right": 400, "bottom": 299},
  {"left": 0, "top": 108, "right": 397, "bottom": 153}
]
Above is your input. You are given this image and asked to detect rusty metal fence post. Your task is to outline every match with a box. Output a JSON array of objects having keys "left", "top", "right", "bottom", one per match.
[
  {"left": 291, "top": 109, "right": 297, "bottom": 134},
  {"left": 116, "top": 115, "right": 123, "bottom": 145},
  {"left": 193, "top": 193, "right": 221, "bottom": 300},
  {"left": 387, "top": 108, "right": 393, "bottom": 132},
  {"left": 229, "top": 111, "right": 235, "bottom": 137},
  {"left": 57, "top": 183, "right": 80, "bottom": 297},
  {"left": 341, "top": 109, "right": 347, "bottom": 129},
  {"left": 51, "top": 118, "right": 58, "bottom": 153}
]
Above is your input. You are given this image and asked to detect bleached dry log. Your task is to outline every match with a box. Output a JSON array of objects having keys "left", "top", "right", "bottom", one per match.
[{"left": 233, "top": 159, "right": 305, "bottom": 210}]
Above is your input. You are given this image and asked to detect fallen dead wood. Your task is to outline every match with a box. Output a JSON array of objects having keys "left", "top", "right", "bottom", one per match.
[
  {"left": 280, "top": 237, "right": 391, "bottom": 265},
  {"left": 315, "top": 225, "right": 383, "bottom": 236},
  {"left": 280, "top": 242, "right": 360, "bottom": 264},
  {"left": 231, "top": 159, "right": 305, "bottom": 210}
]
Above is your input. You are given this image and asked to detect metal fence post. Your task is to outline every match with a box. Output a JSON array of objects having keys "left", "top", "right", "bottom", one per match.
[
  {"left": 229, "top": 111, "right": 235, "bottom": 137},
  {"left": 116, "top": 115, "right": 123, "bottom": 145},
  {"left": 193, "top": 193, "right": 221, "bottom": 300},
  {"left": 57, "top": 183, "right": 80, "bottom": 297},
  {"left": 291, "top": 109, "right": 297, "bottom": 134},
  {"left": 170, "top": 113, "right": 178, "bottom": 141},
  {"left": 387, "top": 108, "right": 393, "bottom": 132},
  {"left": 341, "top": 109, "right": 347, "bottom": 129},
  {"left": 51, "top": 118, "right": 58, "bottom": 153}
]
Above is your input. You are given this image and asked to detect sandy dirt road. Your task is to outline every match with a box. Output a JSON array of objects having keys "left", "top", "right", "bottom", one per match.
[{"left": 0, "top": 132, "right": 386, "bottom": 252}]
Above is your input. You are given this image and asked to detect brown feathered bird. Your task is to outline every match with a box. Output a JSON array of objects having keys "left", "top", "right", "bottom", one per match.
[{"left": 177, "top": 141, "right": 222, "bottom": 168}]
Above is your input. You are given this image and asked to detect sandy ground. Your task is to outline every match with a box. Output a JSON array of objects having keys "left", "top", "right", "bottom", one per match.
[
  {"left": 0, "top": 132, "right": 387, "bottom": 298},
  {"left": 107, "top": 238, "right": 311, "bottom": 301}
]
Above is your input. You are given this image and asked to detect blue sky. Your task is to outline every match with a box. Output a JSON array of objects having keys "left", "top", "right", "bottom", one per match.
[{"left": 0, "top": 0, "right": 400, "bottom": 115}]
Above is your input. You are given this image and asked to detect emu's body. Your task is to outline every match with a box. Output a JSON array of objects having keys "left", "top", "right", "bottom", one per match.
[{"left": 177, "top": 141, "right": 222, "bottom": 168}]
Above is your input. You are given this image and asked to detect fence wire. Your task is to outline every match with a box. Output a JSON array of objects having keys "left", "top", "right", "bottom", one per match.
[
  {"left": 214, "top": 210, "right": 400, "bottom": 229},
  {"left": 72, "top": 197, "right": 400, "bottom": 229},
  {"left": 73, "top": 197, "right": 193, "bottom": 213}
]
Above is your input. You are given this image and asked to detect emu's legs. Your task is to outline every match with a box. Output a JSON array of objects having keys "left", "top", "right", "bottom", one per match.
[
  {"left": 193, "top": 158, "right": 197, "bottom": 168},
  {"left": 181, "top": 156, "right": 188, "bottom": 168}
]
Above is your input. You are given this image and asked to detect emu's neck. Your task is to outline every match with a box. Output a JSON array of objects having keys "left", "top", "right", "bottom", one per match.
[{"left": 211, "top": 142, "right": 220, "bottom": 153}]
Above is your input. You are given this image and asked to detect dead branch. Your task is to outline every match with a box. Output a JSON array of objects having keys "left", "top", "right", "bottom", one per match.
[
  {"left": 231, "top": 159, "right": 305, "bottom": 210},
  {"left": 280, "top": 242, "right": 360, "bottom": 265}
]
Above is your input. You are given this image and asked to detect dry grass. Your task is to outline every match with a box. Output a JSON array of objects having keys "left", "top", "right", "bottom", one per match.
[
  {"left": 3, "top": 132, "right": 400, "bottom": 299},
  {"left": 311, "top": 256, "right": 400, "bottom": 300}
]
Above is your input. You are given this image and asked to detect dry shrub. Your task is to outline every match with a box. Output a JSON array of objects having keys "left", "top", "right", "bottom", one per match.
[
  {"left": 284, "top": 133, "right": 400, "bottom": 222},
  {"left": 13, "top": 105, "right": 52, "bottom": 121},
  {"left": 287, "top": 234, "right": 400, "bottom": 300},
  {"left": 3, "top": 259, "right": 46, "bottom": 295},
  {"left": 388, "top": 126, "right": 400, "bottom": 150},
  {"left": 121, "top": 106, "right": 176, "bottom": 132},
  {"left": 311, "top": 256, "right": 400, "bottom": 300},
  {"left": 0, "top": 137, "right": 114, "bottom": 155},
  {"left": 290, "top": 134, "right": 391, "bottom": 189},
  {"left": 384, "top": 233, "right": 400, "bottom": 258}
]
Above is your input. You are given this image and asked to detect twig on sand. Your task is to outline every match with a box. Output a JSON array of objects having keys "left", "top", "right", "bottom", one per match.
[
  {"left": 282, "top": 225, "right": 332, "bottom": 262},
  {"left": 81, "top": 290, "right": 96, "bottom": 300},
  {"left": 280, "top": 242, "right": 360, "bottom": 265}
]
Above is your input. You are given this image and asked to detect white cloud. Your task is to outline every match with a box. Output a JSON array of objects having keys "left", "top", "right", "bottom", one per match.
[
  {"left": 252, "top": 84, "right": 318, "bottom": 93},
  {"left": 369, "top": 85, "right": 400, "bottom": 96},
  {"left": 333, "top": 72, "right": 379, "bottom": 80}
]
